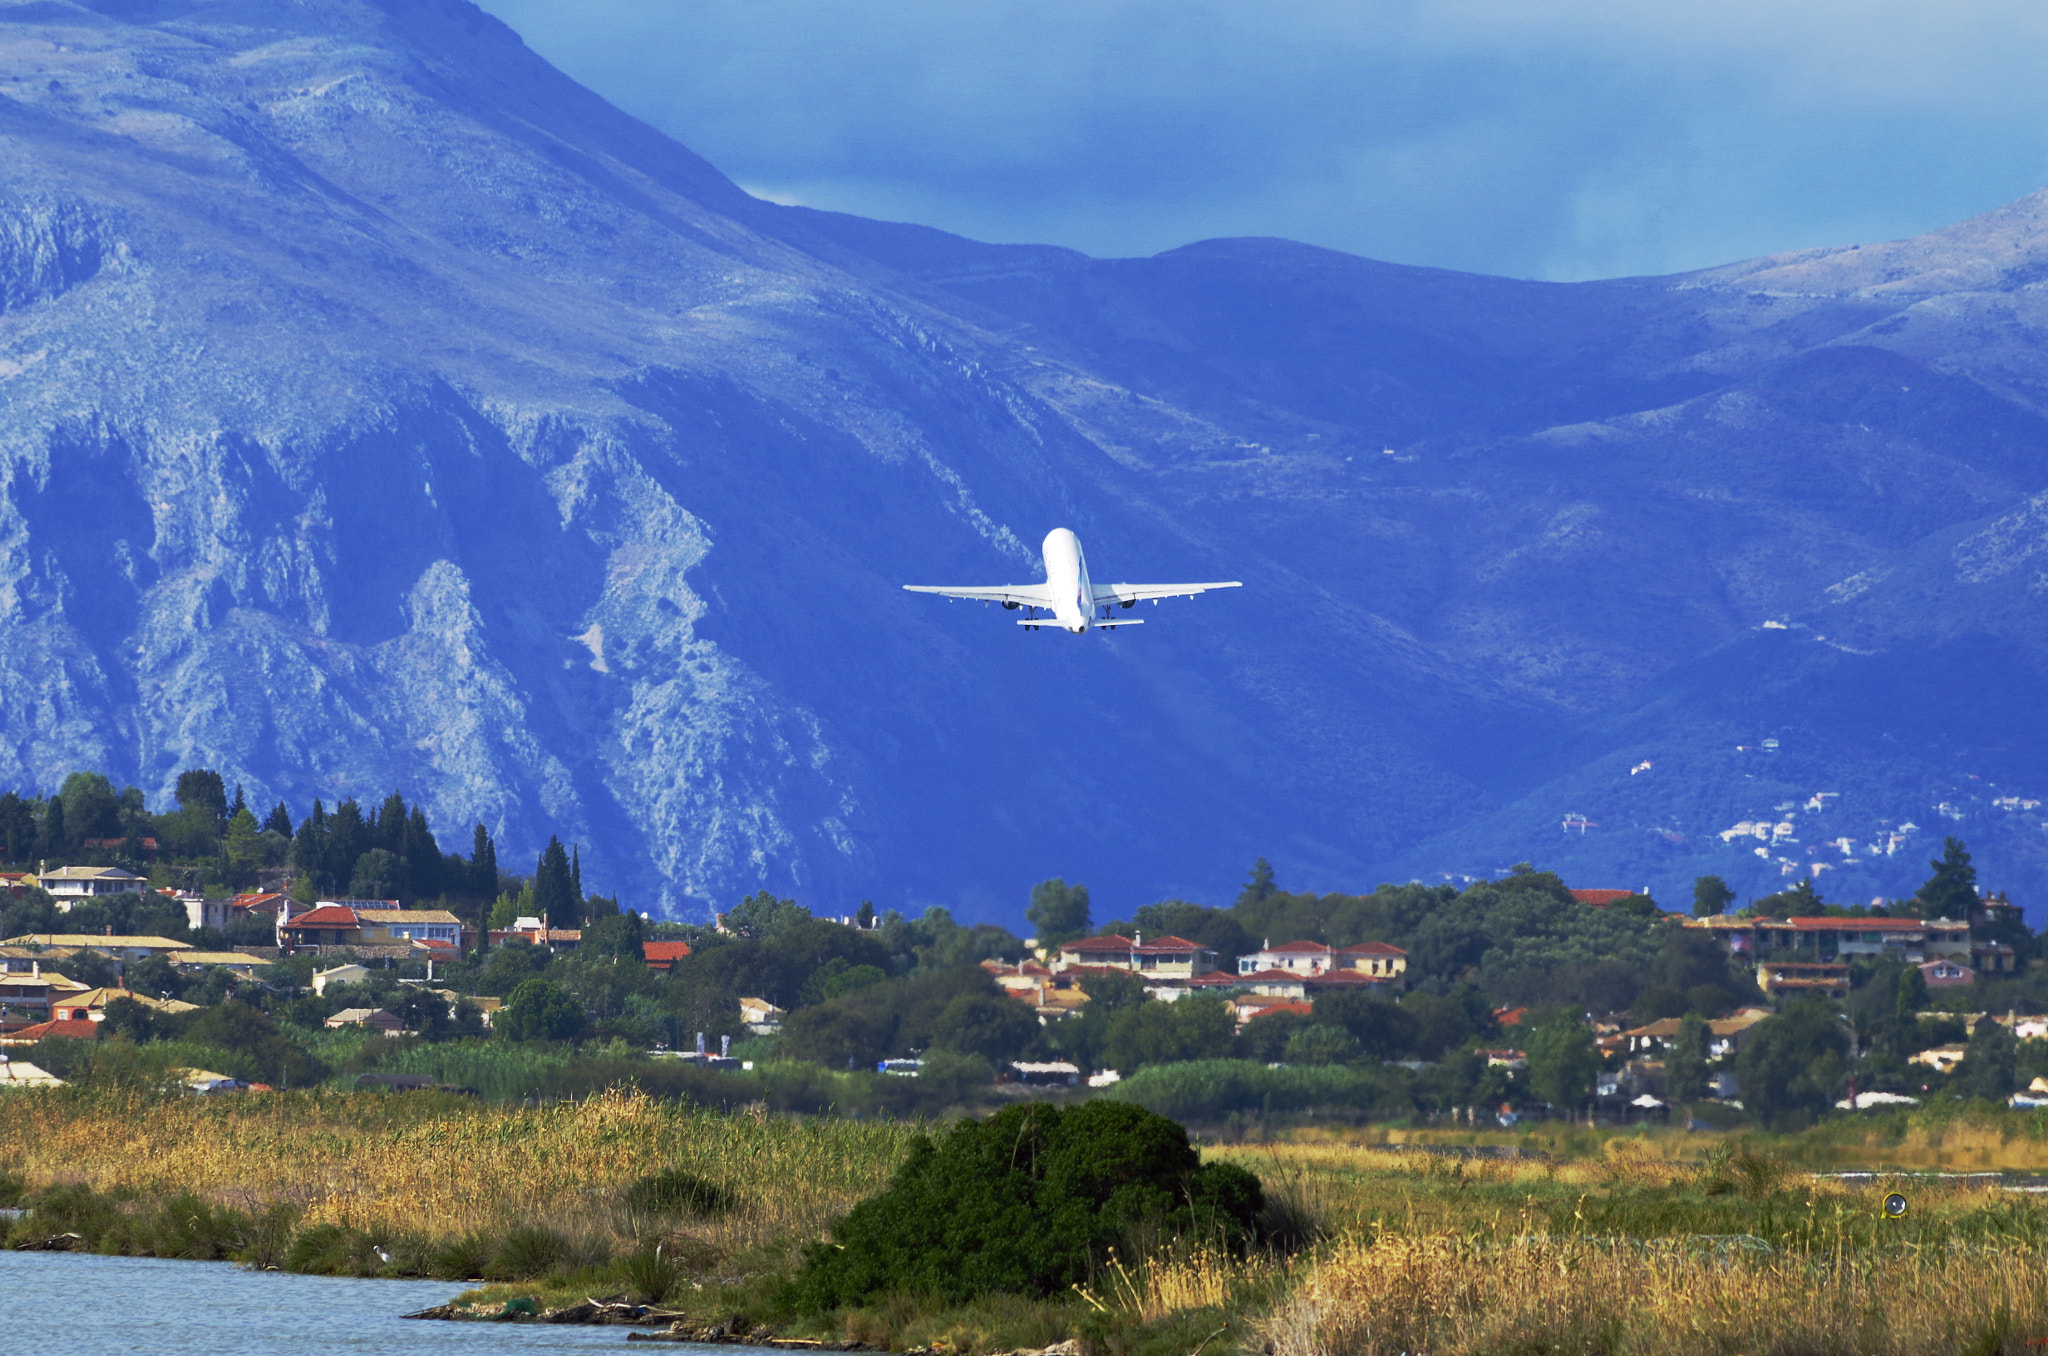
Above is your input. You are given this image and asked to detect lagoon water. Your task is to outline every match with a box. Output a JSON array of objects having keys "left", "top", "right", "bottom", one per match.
[{"left": 2, "top": 1250, "right": 741, "bottom": 1356}]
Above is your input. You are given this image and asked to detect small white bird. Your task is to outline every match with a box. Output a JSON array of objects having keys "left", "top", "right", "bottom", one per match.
[{"left": 373, "top": 1245, "right": 393, "bottom": 1265}]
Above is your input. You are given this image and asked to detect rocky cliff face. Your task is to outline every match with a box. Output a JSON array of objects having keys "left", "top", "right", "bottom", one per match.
[{"left": 4, "top": 0, "right": 2048, "bottom": 918}]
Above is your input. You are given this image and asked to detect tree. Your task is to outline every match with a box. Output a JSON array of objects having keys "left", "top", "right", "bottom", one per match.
[
  {"left": 724, "top": 889, "right": 810, "bottom": 940},
  {"left": 174, "top": 769, "right": 228, "bottom": 825},
  {"left": 1692, "top": 875, "right": 1736, "bottom": 918},
  {"left": 583, "top": 909, "right": 645, "bottom": 962},
  {"left": 496, "top": 978, "right": 587, "bottom": 1042},
  {"left": 930, "top": 992, "right": 1041, "bottom": 1063},
  {"left": 786, "top": 1101, "right": 1262, "bottom": 1312},
  {"left": 228, "top": 783, "right": 247, "bottom": 822},
  {"left": 470, "top": 823, "right": 499, "bottom": 903},
  {"left": 223, "top": 807, "right": 263, "bottom": 884},
  {"left": 1753, "top": 878, "right": 1823, "bottom": 918},
  {"left": 1736, "top": 998, "right": 1848, "bottom": 1128},
  {"left": 1956, "top": 1015, "right": 2017, "bottom": 1103},
  {"left": 1237, "top": 858, "right": 1277, "bottom": 909},
  {"left": 59, "top": 772, "right": 122, "bottom": 841},
  {"left": 0, "top": 791, "right": 35, "bottom": 864},
  {"left": 1077, "top": 969, "right": 1146, "bottom": 1011},
  {"left": 37, "top": 794, "right": 68, "bottom": 857},
  {"left": 1026, "top": 878, "right": 1091, "bottom": 946},
  {"left": 1285, "top": 1023, "right": 1359, "bottom": 1066},
  {"left": 293, "top": 800, "right": 329, "bottom": 895},
  {"left": 1667, "top": 1014, "right": 1710, "bottom": 1103},
  {"left": 348, "top": 848, "right": 401, "bottom": 900},
  {"left": 1916, "top": 837, "right": 1978, "bottom": 919},
  {"left": 856, "top": 899, "right": 876, "bottom": 929},
  {"left": 533, "top": 837, "right": 577, "bottom": 929},
  {"left": 1525, "top": 1016, "right": 1600, "bottom": 1113},
  {"left": 262, "top": 802, "right": 293, "bottom": 838}
]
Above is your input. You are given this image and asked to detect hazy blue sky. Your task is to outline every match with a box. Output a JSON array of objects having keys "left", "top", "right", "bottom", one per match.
[{"left": 478, "top": 0, "right": 2048, "bottom": 281}]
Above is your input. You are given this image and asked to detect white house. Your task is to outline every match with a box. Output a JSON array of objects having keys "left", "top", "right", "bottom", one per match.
[{"left": 39, "top": 866, "right": 149, "bottom": 911}]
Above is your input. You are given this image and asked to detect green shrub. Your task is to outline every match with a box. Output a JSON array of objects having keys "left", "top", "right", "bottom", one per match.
[
  {"left": 489, "top": 1224, "right": 567, "bottom": 1279},
  {"left": 285, "top": 1221, "right": 384, "bottom": 1276},
  {"left": 618, "top": 1242, "right": 686, "bottom": 1304},
  {"left": 786, "top": 1101, "right": 1262, "bottom": 1313},
  {"left": 0, "top": 1166, "right": 26, "bottom": 1208},
  {"left": 620, "top": 1167, "right": 736, "bottom": 1217},
  {"left": 426, "top": 1230, "right": 494, "bottom": 1280}
]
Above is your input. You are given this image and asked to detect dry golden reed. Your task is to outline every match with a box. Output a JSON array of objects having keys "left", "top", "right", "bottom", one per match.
[
  {"left": 1265, "top": 1232, "right": 2048, "bottom": 1356},
  {"left": 0, "top": 1086, "right": 917, "bottom": 1257}
]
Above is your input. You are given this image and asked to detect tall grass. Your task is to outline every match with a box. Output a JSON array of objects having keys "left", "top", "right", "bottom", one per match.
[
  {"left": 1264, "top": 1234, "right": 2048, "bottom": 1356},
  {"left": 0, "top": 1084, "right": 917, "bottom": 1263}
]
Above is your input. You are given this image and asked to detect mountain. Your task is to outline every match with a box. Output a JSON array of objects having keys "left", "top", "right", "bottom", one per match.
[{"left": 4, "top": 0, "right": 2048, "bottom": 921}]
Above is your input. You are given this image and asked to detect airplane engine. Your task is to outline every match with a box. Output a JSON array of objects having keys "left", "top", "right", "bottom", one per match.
[
  {"left": 1002, "top": 600, "right": 1019, "bottom": 610},
  {"left": 1120, "top": 599, "right": 1135, "bottom": 609}
]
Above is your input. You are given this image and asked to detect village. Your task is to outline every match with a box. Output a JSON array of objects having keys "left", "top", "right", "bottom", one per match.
[{"left": 1, "top": 852, "right": 2042, "bottom": 1126}]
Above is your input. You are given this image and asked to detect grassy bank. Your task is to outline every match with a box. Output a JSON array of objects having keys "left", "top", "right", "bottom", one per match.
[{"left": 13, "top": 1089, "right": 2048, "bottom": 1352}]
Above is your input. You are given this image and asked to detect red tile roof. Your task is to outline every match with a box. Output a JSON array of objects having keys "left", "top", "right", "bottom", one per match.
[
  {"left": 1062, "top": 935, "right": 1137, "bottom": 952},
  {"left": 1185, "top": 971, "right": 1245, "bottom": 987},
  {"left": 1263, "top": 940, "right": 1334, "bottom": 954},
  {"left": 9, "top": 1017, "right": 98, "bottom": 1042},
  {"left": 1238, "top": 968, "right": 1306, "bottom": 984},
  {"left": 1243, "top": 1000, "right": 1314, "bottom": 1021},
  {"left": 1338, "top": 941, "right": 1407, "bottom": 956},
  {"left": 1572, "top": 889, "right": 1638, "bottom": 907},
  {"left": 280, "top": 905, "right": 360, "bottom": 928},
  {"left": 642, "top": 941, "right": 692, "bottom": 970}
]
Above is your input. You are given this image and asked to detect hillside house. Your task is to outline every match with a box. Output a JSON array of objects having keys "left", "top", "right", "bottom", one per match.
[
  {"left": 1054, "top": 934, "right": 1218, "bottom": 977},
  {"left": 738, "top": 997, "right": 783, "bottom": 1034},
  {"left": 1690, "top": 915, "right": 1973, "bottom": 965},
  {"left": 490, "top": 917, "right": 581, "bottom": 952},
  {"left": 39, "top": 866, "right": 149, "bottom": 910},
  {"left": 0, "top": 1017, "right": 98, "bottom": 1045},
  {"left": 1920, "top": 959, "right": 1976, "bottom": 988},
  {"left": 642, "top": 941, "right": 692, "bottom": 972},
  {"left": 1236, "top": 939, "right": 1408, "bottom": 982},
  {"left": 324, "top": 1007, "right": 404, "bottom": 1034},
  {"left": 0, "top": 872, "right": 37, "bottom": 898},
  {"left": 0, "top": 934, "right": 193, "bottom": 963},
  {"left": 53, "top": 988, "right": 198, "bottom": 1022},
  {"left": 312, "top": 963, "right": 372, "bottom": 996}
]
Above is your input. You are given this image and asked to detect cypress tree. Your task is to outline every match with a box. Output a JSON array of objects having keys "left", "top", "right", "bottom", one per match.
[
  {"left": 38, "top": 795, "right": 68, "bottom": 858},
  {"left": 571, "top": 844, "right": 583, "bottom": 908},
  {"left": 534, "top": 836, "right": 576, "bottom": 929},
  {"left": 228, "top": 783, "right": 248, "bottom": 822},
  {"left": 293, "top": 800, "right": 329, "bottom": 896},
  {"left": 326, "top": 799, "right": 367, "bottom": 895},
  {"left": 470, "top": 823, "right": 498, "bottom": 902},
  {"left": 262, "top": 801, "right": 293, "bottom": 838}
]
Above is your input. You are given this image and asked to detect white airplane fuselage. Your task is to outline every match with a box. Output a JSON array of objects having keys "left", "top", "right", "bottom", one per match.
[{"left": 1039, "top": 528, "right": 1093, "bottom": 633}]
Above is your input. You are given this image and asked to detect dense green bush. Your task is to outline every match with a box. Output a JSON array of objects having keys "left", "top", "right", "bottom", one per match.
[
  {"left": 621, "top": 1167, "right": 736, "bottom": 1216},
  {"left": 1104, "top": 1059, "right": 1411, "bottom": 1120},
  {"left": 786, "top": 1101, "right": 1261, "bottom": 1313}
]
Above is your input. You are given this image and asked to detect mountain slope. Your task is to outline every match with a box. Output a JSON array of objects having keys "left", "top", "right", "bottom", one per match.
[{"left": 4, "top": 0, "right": 2048, "bottom": 919}]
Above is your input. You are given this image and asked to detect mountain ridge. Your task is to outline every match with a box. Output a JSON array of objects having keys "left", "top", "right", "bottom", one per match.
[{"left": 3, "top": 0, "right": 2048, "bottom": 921}]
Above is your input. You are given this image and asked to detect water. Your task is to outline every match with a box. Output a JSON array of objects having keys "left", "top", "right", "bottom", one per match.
[{"left": 1, "top": 1250, "right": 751, "bottom": 1356}]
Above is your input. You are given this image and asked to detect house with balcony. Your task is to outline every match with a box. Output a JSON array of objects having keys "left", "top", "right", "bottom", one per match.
[
  {"left": 39, "top": 866, "right": 149, "bottom": 911},
  {"left": 1053, "top": 933, "right": 1217, "bottom": 977},
  {"left": 1688, "top": 914, "right": 1974, "bottom": 965}
]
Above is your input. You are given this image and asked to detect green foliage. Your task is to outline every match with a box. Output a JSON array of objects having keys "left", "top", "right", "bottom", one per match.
[
  {"left": 786, "top": 1101, "right": 1262, "bottom": 1312},
  {"left": 534, "top": 836, "right": 577, "bottom": 929},
  {"left": 1736, "top": 997, "right": 1849, "bottom": 1128},
  {"left": 1957, "top": 1015, "right": 2018, "bottom": 1102},
  {"left": 929, "top": 992, "right": 1042, "bottom": 1063},
  {"left": 496, "top": 978, "right": 587, "bottom": 1043},
  {"left": 1079, "top": 970, "right": 1147, "bottom": 1011},
  {"left": 1917, "top": 836, "right": 1979, "bottom": 919},
  {"left": 725, "top": 889, "right": 812, "bottom": 940},
  {"left": 1751, "top": 878, "right": 1825, "bottom": 918},
  {"left": 1077, "top": 994, "right": 1234, "bottom": 1074},
  {"left": 1026, "top": 878, "right": 1091, "bottom": 946},
  {"left": 1284, "top": 1023, "right": 1358, "bottom": 1066},
  {"left": 621, "top": 1167, "right": 737, "bottom": 1217},
  {"left": 779, "top": 967, "right": 1003, "bottom": 1068},
  {"left": 1107, "top": 1058, "right": 1414, "bottom": 1120},
  {"left": 1525, "top": 1015, "right": 1600, "bottom": 1111},
  {"left": 1692, "top": 875, "right": 1736, "bottom": 918},
  {"left": 1668, "top": 1014, "right": 1710, "bottom": 1103}
]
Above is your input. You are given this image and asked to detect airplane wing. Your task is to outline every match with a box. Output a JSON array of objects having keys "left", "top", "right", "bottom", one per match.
[
  {"left": 903, "top": 582, "right": 1056, "bottom": 607},
  {"left": 1091, "top": 581, "right": 1242, "bottom": 605}
]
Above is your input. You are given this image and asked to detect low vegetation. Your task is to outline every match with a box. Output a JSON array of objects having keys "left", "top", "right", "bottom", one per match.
[{"left": 8, "top": 1087, "right": 2048, "bottom": 1353}]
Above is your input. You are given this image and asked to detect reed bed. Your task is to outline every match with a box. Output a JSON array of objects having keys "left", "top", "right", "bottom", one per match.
[
  {"left": 0, "top": 1084, "right": 917, "bottom": 1260},
  {"left": 1264, "top": 1233, "right": 2048, "bottom": 1356}
]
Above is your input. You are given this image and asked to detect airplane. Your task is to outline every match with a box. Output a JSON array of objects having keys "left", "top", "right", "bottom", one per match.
[{"left": 904, "top": 527, "right": 1240, "bottom": 633}]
